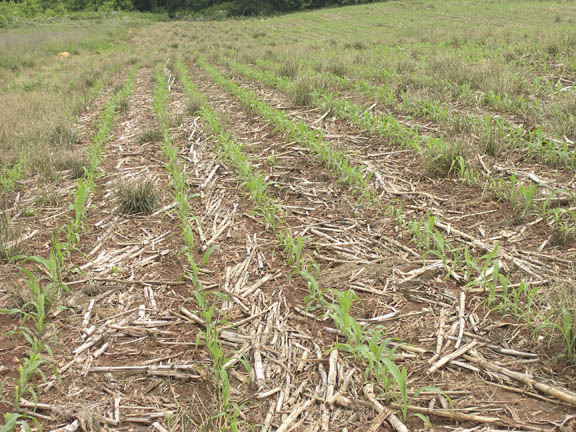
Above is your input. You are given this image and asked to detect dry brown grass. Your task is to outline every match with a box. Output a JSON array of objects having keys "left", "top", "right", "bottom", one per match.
[
  {"left": 0, "top": 20, "right": 140, "bottom": 85},
  {"left": 0, "top": 52, "right": 129, "bottom": 178}
]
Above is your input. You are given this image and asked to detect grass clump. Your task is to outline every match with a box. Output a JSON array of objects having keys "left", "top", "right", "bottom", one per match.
[
  {"left": 116, "top": 93, "right": 130, "bottom": 113},
  {"left": 186, "top": 92, "right": 205, "bottom": 115},
  {"left": 345, "top": 40, "right": 367, "bottom": 50},
  {"left": 482, "top": 125, "right": 503, "bottom": 157},
  {"left": 50, "top": 124, "right": 78, "bottom": 147},
  {"left": 115, "top": 179, "right": 158, "bottom": 215},
  {"left": 547, "top": 92, "right": 576, "bottom": 141},
  {"left": 290, "top": 75, "right": 332, "bottom": 106},
  {"left": 423, "top": 139, "right": 465, "bottom": 177},
  {"left": 325, "top": 58, "right": 349, "bottom": 77},
  {"left": 34, "top": 190, "right": 61, "bottom": 207},
  {"left": 290, "top": 77, "right": 314, "bottom": 106},
  {"left": 138, "top": 127, "right": 163, "bottom": 143},
  {"left": 278, "top": 58, "right": 300, "bottom": 79}
]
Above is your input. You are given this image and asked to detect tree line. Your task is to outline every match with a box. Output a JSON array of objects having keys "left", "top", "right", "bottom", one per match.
[{"left": 0, "top": 0, "right": 380, "bottom": 19}]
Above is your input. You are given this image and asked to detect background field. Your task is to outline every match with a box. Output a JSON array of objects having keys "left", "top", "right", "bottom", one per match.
[{"left": 1, "top": 1, "right": 576, "bottom": 431}]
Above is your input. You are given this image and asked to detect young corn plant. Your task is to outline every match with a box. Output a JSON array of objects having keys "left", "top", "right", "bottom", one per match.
[
  {"left": 491, "top": 277, "right": 542, "bottom": 324},
  {"left": 0, "top": 269, "right": 55, "bottom": 431},
  {"left": 330, "top": 291, "right": 394, "bottom": 392},
  {"left": 192, "top": 289, "right": 239, "bottom": 430},
  {"left": 279, "top": 230, "right": 307, "bottom": 269},
  {"left": 67, "top": 177, "right": 90, "bottom": 245},
  {"left": 329, "top": 290, "right": 445, "bottom": 424},
  {"left": 535, "top": 281, "right": 576, "bottom": 362},
  {"left": 548, "top": 208, "right": 576, "bottom": 245}
]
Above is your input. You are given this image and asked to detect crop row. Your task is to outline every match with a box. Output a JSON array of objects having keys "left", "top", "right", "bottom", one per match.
[
  {"left": 1, "top": 67, "right": 138, "bottom": 431},
  {"left": 267, "top": 55, "right": 574, "bottom": 168},
  {"left": 0, "top": 75, "right": 107, "bottom": 196},
  {"left": 0, "top": 54, "right": 133, "bottom": 195},
  {"left": 215, "top": 57, "right": 576, "bottom": 243},
  {"left": 223, "top": 53, "right": 576, "bottom": 170},
  {"left": 227, "top": 18, "right": 576, "bottom": 139},
  {"left": 153, "top": 64, "right": 240, "bottom": 430}
]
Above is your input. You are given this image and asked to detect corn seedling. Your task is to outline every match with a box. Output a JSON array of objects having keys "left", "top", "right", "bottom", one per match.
[
  {"left": 67, "top": 177, "right": 90, "bottom": 244},
  {"left": 382, "top": 358, "right": 446, "bottom": 423},
  {"left": 549, "top": 208, "right": 576, "bottom": 245},
  {"left": 0, "top": 268, "right": 54, "bottom": 426},
  {"left": 329, "top": 290, "right": 445, "bottom": 424},
  {"left": 536, "top": 282, "right": 576, "bottom": 362}
]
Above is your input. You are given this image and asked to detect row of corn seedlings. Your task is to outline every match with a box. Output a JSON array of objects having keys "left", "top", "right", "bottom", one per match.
[
  {"left": 215, "top": 57, "right": 576, "bottom": 238},
  {"left": 225, "top": 55, "right": 572, "bottom": 172},
  {"left": 455, "top": 160, "right": 576, "bottom": 245},
  {"left": 198, "top": 56, "right": 562, "bottom": 292},
  {"left": 0, "top": 68, "right": 138, "bottom": 432},
  {"left": 152, "top": 64, "right": 240, "bottom": 431},
  {"left": 177, "top": 59, "right": 454, "bottom": 426},
  {"left": 224, "top": 54, "right": 576, "bottom": 170},
  {"left": 258, "top": 41, "right": 573, "bottom": 144},
  {"left": 195, "top": 57, "right": 576, "bottom": 363},
  {"left": 197, "top": 58, "right": 375, "bottom": 203},
  {"left": 179, "top": 61, "right": 327, "bottom": 305}
]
